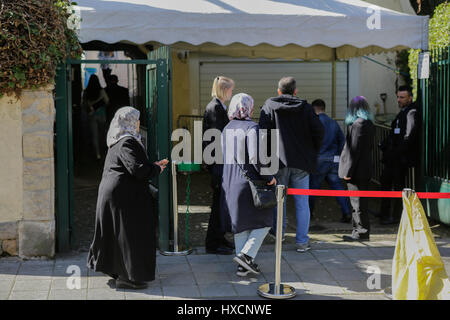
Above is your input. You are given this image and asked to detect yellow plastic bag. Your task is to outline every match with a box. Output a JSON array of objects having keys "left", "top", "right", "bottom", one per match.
[{"left": 392, "top": 190, "right": 450, "bottom": 300}]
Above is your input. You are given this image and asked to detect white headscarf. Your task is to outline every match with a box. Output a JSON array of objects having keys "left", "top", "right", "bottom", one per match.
[
  {"left": 106, "top": 106, "right": 144, "bottom": 148},
  {"left": 227, "top": 93, "right": 254, "bottom": 120}
]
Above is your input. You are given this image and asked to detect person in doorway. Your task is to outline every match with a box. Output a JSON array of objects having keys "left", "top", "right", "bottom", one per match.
[
  {"left": 378, "top": 86, "right": 419, "bottom": 225},
  {"left": 87, "top": 107, "right": 168, "bottom": 289},
  {"left": 82, "top": 74, "right": 109, "bottom": 160},
  {"left": 221, "top": 93, "right": 276, "bottom": 276},
  {"left": 98, "top": 51, "right": 116, "bottom": 83},
  {"left": 202, "top": 76, "right": 235, "bottom": 255},
  {"left": 259, "top": 77, "right": 324, "bottom": 253},
  {"left": 339, "top": 96, "right": 375, "bottom": 242},
  {"left": 105, "top": 74, "right": 130, "bottom": 130},
  {"left": 309, "top": 99, "right": 351, "bottom": 223}
]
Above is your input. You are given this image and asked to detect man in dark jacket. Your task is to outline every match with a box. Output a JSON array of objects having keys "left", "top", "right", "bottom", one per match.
[
  {"left": 105, "top": 75, "right": 130, "bottom": 129},
  {"left": 378, "top": 86, "right": 419, "bottom": 225},
  {"left": 259, "top": 77, "right": 324, "bottom": 252},
  {"left": 309, "top": 99, "right": 351, "bottom": 223}
]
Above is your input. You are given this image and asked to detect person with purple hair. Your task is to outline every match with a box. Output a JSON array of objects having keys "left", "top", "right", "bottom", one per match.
[{"left": 338, "top": 96, "right": 375, "bottom": 241}]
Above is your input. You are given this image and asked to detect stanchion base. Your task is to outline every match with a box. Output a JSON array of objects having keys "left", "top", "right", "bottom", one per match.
[
  {"left": 159, "top": 248, "right": 193, "bottom": 256},
  {"left": 257, "top": 283, "right": 296, "bottom": 299}
]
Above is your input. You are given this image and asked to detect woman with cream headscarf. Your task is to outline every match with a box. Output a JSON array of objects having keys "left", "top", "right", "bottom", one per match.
[
  {"left": 221, "top": 93, "right": 276, "bottom": 277},
  {"left": 87, "top": 107, "right": 168, "bottom": 289}
]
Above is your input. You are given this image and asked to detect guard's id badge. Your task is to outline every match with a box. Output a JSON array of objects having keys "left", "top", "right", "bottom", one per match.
[
  {"left": 394, "top": 128, "right": 401, "bottom": 134},
  {"left": 333, "top": 155, "right": 340, "bottom": 163}
]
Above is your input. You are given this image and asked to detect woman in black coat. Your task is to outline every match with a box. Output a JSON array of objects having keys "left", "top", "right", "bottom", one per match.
[
  {"left": 202, "top": 76, "right": 235, "bottom": 255},
  {"left": 221, "top": 93, "right": 276, "bottom": 276},
  {"left": 87, "top": 107, "right": 168, "bottom": 289},
  {"left": 338, "top": 96, "right": 375, "bottom": 242}
]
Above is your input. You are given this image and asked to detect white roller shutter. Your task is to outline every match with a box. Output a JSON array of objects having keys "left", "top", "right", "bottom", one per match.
[{"left": 199, "top": 61, "right": 348, "bottom": 120}]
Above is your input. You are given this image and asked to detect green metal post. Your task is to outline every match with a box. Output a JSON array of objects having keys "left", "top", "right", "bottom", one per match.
[
  {"left": 156, "top": 59, "right": 171, "bottom": 252},
  {"left": 55, "top": 63, "right": 71, "bottom": 252},
  {"left": 67, "top": 66, "right": 75, "bottom": 246}
]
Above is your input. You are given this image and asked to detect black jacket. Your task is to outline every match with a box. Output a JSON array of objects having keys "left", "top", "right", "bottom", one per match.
[
  {"left": 202, "top": 98, "right": 229, "bottom": 169},
  {"left": 105, "top": 84, "right": 130, "bottom": 121},
  {"left": 380, "top": 102, "right": 419, "bottom": 167},
  {"left": 338, "top": 118, "right": 375, "bottom": 181},
  {"left": 259, "top": 95, "right": 324, "bottom": 174}
]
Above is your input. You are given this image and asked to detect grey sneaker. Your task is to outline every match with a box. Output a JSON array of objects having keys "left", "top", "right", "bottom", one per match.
[{"left": 296, "top": 242, "right": 311, "bottom": 253}]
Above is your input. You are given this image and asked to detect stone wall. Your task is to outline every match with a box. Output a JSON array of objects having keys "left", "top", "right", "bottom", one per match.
[{"left": 0, "top": 86, "right": 55, "bottom": 258}]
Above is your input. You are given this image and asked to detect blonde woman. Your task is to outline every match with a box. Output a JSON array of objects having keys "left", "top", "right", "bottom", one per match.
[{"left": 202, "top": 76, "right": 235, "bottom": 254}]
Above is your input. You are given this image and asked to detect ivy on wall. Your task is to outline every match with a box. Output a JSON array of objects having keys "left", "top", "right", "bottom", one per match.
[
  {"left": 0, "top": 0, "right": 82, "bottom": 98},
  {"left": 409, "top": 2, "right": 450, "bottom": 99}
]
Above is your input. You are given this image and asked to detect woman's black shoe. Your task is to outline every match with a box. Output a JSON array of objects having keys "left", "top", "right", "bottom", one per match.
[
  {"left": 343, "top": 234, "right": 370, "bottom": 242},
  {"left": 222, "top": 239, "right": 235, "bottom": 249},
  {"left": 206, "top": 246, "right": 233, "bottom": 255},
  {"left": 116, "top": 278, "right": 148, "bottom": 289}
]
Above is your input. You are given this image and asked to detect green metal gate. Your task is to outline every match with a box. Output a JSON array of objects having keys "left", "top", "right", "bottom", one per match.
[
  {"left": 54, "top": 50, "right": 172, "bottom": 252},
  {"left": 419, "top": 46, "right": 450, "bottom": 225}
]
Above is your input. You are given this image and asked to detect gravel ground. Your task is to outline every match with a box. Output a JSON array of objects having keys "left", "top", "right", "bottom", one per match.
[{"left": 72, "top": 162, "right": 450, "bottom": 252}]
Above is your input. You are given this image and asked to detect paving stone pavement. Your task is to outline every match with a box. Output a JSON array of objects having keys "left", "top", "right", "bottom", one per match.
[{"left": 0, "top": 235, "right": 449, "bottom": 300}]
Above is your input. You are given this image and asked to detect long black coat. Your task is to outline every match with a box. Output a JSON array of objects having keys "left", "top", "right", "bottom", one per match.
[
  {"left": 87, "top": 137, "right": 161, "bottom": 282},
  {"left": 221, "top": 119, "right": 274, "bottom": 234},
  {"left": 338, "top": 118, "right": 375, "bottom": 181},
  {"left": 202, "top": 98, "right": 229, "bottom": 156}
]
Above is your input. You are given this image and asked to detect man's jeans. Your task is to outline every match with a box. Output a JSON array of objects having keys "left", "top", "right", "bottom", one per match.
[
  {"left": 273, "top": 167, "right": 310, "bottom": 245},
  {"left": 309, "top": 160, "right": 351, "bottom": 217}
]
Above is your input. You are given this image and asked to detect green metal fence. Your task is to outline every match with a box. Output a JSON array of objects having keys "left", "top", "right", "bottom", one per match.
[{"left": 419, "top": 46, "right": 450, "bottom": 225}]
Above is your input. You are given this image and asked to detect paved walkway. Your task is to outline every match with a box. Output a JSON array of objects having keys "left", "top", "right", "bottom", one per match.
[{"left": 1, "top": 234, "right": 449, "bottom": 300}]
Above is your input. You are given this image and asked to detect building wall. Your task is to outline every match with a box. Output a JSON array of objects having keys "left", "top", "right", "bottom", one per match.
[
  {"left": 171, "top": 51, "right": 191, "bottom": 130},
  {"left": 348, "top": 51, "right": 404, "bottom": 118},
  {"left": 0, "top": 87, "right": 55, "bottom": 258}
]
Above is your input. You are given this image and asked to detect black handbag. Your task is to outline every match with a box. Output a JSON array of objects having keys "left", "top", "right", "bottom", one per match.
[
  {"left": 235, "top": 160, "right": 277, "bottom": 210},
  {"left": 148, "top": 182, "right": 159, "bottom": 200}
]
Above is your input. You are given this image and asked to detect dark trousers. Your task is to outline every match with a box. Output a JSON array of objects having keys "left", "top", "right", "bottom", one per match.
[
  {"left": 309, "top": 160, "right": 351, "bottom": 217},
  {"left": 205, "top": 166, "right": 226, "bottom": 250},
  {"left": 347, "top": 179, "right": 370, "bottom": 237},
  {"left": 379, "top": 163, "right": 408, "bottom": 220}
]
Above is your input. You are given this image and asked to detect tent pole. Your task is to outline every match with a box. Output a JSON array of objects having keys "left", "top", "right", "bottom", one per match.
[{"left": 332, "top": 49, "right": 337, "bottom": 119}]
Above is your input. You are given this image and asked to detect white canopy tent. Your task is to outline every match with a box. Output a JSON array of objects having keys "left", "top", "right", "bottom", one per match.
[{"left": 74, "top": 0, "right": 429, "bottom": 60}]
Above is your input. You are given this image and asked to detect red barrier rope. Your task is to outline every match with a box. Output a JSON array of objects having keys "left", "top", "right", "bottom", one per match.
[{"left": 287, "top": 189, "right": 450, "bottom": 199}]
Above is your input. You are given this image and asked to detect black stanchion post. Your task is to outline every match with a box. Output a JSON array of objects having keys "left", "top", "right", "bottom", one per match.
[{"left": 258, "top": 185, "right": 296, "bottom": 299}]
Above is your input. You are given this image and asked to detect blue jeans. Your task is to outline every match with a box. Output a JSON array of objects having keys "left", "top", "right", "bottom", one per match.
[
  {"left": 309, "top": 160, "right": 351, "bottom": 217},
  {"left": 234, "top": 227, "right": 270, "bottom": 260},
  {"left": 273, "top": 167, "right": 310, "bottom": 245}
]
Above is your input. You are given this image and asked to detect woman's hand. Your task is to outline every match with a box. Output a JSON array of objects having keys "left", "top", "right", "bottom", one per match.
[
  {"left": 267, "top": 177, "right": 277, "bottom": 185},
  {"left": 155, "top": 159, "right": 169, "bottom": 173},
  {"left": 343, "top": 176, "right": 351, "bottom": 181}
]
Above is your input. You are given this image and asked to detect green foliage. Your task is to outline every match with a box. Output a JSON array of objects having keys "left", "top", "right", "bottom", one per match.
[
  {"left": 0, "top": 0, "right": 83, "bottom": 98},
  {"left": 409, "top": 2, "right": 450, "bottom": 99}
]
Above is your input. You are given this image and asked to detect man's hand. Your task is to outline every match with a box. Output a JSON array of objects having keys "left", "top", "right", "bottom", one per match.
[
  {"left": 267, "top": 177, "right": 277, "bottom": 185},
  {"left": 343, "top": 176, "right": 351, "bottom": 181}
]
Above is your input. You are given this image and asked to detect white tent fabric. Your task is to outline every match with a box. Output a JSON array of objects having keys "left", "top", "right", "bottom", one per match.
[{"left": 74, "top": 0, "right": 428, "bottom": 57}]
